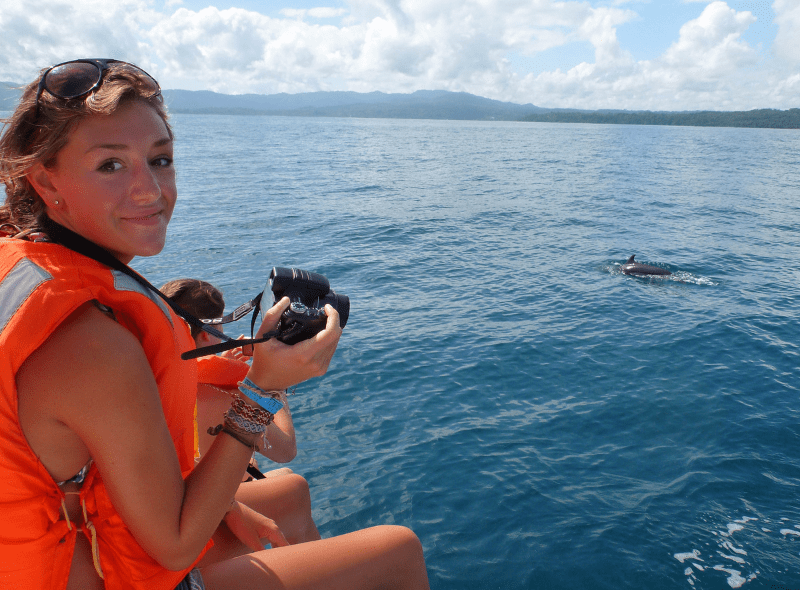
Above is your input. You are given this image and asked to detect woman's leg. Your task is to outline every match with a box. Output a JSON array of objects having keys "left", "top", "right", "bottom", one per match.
[
  {"left": 201, "top": 473, "right": 321, "bottom": 563},
  {"left": 200, "top": 525, "right": 429, "bottom": 590},
  {"left": 236, "top": 473, "right": 320, "bottom": 544},
  {"left": 200, "top": 472, "right": 320, "bottom": 567}
]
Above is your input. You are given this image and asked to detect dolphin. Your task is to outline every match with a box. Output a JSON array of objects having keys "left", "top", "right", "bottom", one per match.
[{"left": 619, "top": 255, "right": 671, "bottom": 276}]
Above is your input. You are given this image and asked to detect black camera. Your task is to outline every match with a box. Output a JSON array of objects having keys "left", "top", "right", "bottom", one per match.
[{"left": 263, "top": 267, "right": 350, "bottom": 345}]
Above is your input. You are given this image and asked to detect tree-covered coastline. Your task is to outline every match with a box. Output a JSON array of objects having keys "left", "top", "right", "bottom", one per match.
[{"left": 519, "top": 109, "right": 800, "bottom": 129}]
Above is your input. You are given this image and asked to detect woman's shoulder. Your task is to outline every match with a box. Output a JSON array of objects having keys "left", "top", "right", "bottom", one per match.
[
  {"left": 27, "top": 300, "right": 148, "bottom": 378},
  {"left": 16, "top": 301, "right": 156, "bottom": 453}
]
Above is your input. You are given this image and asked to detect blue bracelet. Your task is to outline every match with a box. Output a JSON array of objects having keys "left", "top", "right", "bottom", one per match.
[
  {"left": 241, "top": 377, "right": 275, "bottom": 395},
  {"left": 237, "top": 379, "right": 285, "bottom": 414}
]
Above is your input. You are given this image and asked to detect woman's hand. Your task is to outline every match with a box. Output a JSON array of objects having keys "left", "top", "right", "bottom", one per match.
[
  {"left": 224, "top": 500, "right": 288, "bottom": 551},
  {"left": 246, "top": 297, "right": 342, "bottom": 391},
  {"left": 220, "top": 335, "right": 248, "bottom": 361}
]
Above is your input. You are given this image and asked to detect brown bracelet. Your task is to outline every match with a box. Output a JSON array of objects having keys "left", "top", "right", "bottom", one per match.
[{"left": 207, "top": 424, "right": 260, "bottom": 452}]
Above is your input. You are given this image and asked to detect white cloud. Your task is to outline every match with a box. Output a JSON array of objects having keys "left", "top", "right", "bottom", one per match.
[
  {"left": 517, "top": 1, "right": 781, "bottom": 110},
  {"left": 0, "top": 0, "right": 170, "bottom": 86},
  {"left": 308, "top": 7, "right": 348, "bottom": 18},
  {"left": 0, "top": 0, "right": 795, "bottom": 110},
  {"left": 280, "top": 7, "right": 347, "bottom": 19},
  {"left": 773, "top": 0, "right": 800, "bottom": 66},
  {"left": 660, "top": 2, "right": 756, "bottom": 75}
]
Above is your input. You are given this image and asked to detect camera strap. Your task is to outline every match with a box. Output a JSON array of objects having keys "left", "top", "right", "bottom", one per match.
[
  {"left": 38, "top": 216, "right": 277, "bottom": 360},
  {"left": 181, "top": 296, "right": 272, "bottom": 360}
]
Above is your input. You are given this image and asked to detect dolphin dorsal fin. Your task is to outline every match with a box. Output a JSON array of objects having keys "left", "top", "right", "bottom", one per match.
[{"left": 626, "top": 255, "right": 635, "bottom": 263}]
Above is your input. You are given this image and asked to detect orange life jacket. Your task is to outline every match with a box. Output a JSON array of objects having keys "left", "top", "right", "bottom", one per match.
[
  {"left": 197, "top": 354, "right": 249, "bottom": 389},
  {"left": 0, "top": 236, "right": 211, "bottom": 590}
]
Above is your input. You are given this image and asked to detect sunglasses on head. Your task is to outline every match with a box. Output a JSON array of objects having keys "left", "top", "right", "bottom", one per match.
[{"left": 35, "top": 58, "right": 161, "bottom": 108}]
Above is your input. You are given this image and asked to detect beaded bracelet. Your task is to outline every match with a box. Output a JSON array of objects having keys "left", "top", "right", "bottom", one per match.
[
  {"left": 230, "top": 400, "right": 270, "bottom": 448},
  {"left": 225, "top": 408, "right": 267, "bottom": 435}
]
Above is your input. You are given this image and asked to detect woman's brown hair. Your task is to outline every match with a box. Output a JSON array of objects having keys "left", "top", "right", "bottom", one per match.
[
  {"left": 161, "top": 279, "right": 225, "bottom": 339},
  {"left": 0, "top": 61, "right": 170, "bottom": 231}
]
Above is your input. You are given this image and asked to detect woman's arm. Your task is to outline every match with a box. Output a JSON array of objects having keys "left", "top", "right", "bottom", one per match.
[
  {"left": 261, "top": 392, "right": 296, "bottom": 463},
  {"left": 17, "top": 303, "right": 253, "bottom": 570}
]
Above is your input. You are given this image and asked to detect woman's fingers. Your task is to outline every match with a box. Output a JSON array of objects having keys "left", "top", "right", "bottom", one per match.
[
  {"left": 235, "top": 334, "right": 253, "bottom": 358},
  {"left": 247, "top": 300, "right": 344, "bottom": 389},
  {"left": 307, "top": 305, "right": 342, "bottom": 372},
  {"left": 260, "top": 520, "right": 289, "bottom": 548},
  {"left": 223, "top": 503, "right": 265, "bottom": 552},
  {"left": 255, "top": 297, "right": 290, "bottom": 339},
  {"left": 225, "top": 502, "right": 289, "bottom": 551},
  {"left": 323, "top": 304, "right": 341, "bottom": 332}
]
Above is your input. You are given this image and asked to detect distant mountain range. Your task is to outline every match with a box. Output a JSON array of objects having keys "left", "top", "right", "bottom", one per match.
[
  {"left": 161, "top": 88, "right": 551, "bottom": 121},
  {"left": 1, "top": 82, "right": 797, "bottom": 129}
]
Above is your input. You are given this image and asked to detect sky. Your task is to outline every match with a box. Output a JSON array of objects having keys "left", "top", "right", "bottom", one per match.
[{"left": 0, "top": 0, "right": 797, "bottom": 111}]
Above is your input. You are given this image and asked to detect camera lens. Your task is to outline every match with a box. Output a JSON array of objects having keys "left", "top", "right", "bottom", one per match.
[{"left": 324, "top": 292, "right": 349, "bottom": 328}]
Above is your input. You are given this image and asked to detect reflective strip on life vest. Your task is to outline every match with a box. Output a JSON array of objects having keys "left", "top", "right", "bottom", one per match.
[
  {"left": 111, "top": 270, "right": 173, "bottom": 326},
  {"left": 0, "top": 258, "right": 53, "bottom": 335}
]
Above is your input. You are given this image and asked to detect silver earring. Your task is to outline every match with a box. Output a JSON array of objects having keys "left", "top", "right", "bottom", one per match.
[{"left": 53, "top": 200, "right": 59, "bottom": 205}]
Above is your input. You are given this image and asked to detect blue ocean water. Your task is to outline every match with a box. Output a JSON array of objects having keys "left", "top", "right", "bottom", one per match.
[{"left": 133, "top": 115, "right": 800, "bottom": 590}]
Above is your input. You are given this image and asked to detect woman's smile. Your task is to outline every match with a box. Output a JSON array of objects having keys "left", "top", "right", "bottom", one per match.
[{"left": 122, "top": 210, "right": 166, "bottom": 223}]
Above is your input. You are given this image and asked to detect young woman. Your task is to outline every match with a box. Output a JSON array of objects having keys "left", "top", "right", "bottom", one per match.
[
  {"left": 160, "top": 278, "right": 321, "bottom": 545},
  {"left": 0, "top": 59, "right": 428, "bottom": 590}
]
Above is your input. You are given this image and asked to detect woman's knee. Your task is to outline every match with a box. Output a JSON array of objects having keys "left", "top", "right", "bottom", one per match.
[
  {"left": 373, "top": 525, "right": 424, "bottom": 556},
  {"left": 262, "top": 466, "right": 293, "bottom": 478},
  {"left": 284, "top": 473, "right": 312, "bottom": 505},
  {"left": 362, "top": 526, "right": 427, "bottom": 584}
]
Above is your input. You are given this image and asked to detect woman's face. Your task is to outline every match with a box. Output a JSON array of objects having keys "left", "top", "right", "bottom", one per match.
[{"left": 34, "top": 100, "right": 176, "bottom": 263}]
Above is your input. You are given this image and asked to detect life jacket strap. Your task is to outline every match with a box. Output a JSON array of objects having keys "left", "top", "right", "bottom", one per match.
[{"left": 37, "top": 215, "right": 277, "bottom": 360}]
